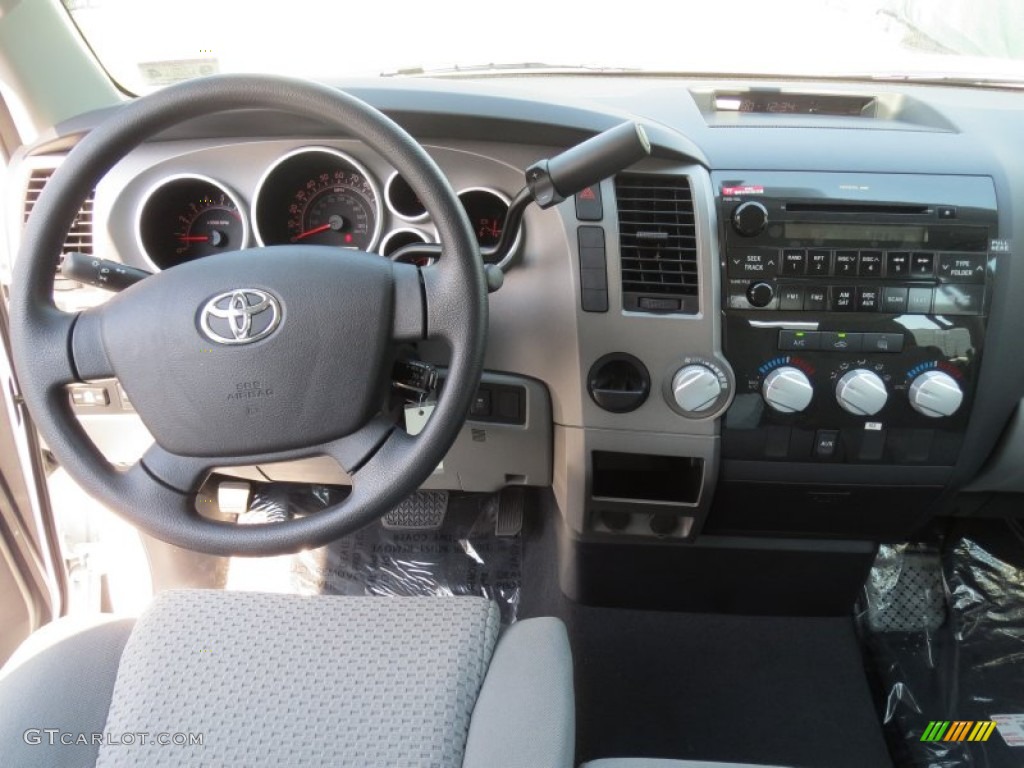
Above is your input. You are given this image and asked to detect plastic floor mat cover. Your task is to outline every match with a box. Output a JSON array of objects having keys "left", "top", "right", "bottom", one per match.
[
  {"left": 227, "top": 485, "right": 522, "bottom": 624},
  {"left": 860, "top": 531, "right": 1024, "bottom": 768}
]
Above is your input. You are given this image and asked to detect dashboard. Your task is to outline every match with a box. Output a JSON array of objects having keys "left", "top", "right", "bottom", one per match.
[{"left": 7, "top": 75, "right": 1024, "bottom": 570}]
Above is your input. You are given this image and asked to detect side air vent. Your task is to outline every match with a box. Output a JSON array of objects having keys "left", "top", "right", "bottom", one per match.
[
  {"left": 23, "top": 166, "right": 95, "bottom": 259},
  {"left": 616, "top": 175, "right": 698, "bottom": 314}
]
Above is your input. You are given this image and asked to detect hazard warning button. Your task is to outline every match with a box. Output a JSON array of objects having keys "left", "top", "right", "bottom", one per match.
[{"left": 575, "top": 183, "right": 604, "bottom": 221}]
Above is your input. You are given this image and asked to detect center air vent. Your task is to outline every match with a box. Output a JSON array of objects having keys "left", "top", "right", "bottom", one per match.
[
  {"left": 23, "top": 166, "right": 95, "bottom": 260},
  {"left": 616, "top": 175, "right": 698, "bottom": 314}
]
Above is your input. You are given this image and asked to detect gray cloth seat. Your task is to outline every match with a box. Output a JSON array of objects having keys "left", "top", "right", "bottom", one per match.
[{"left": 0, "top": 590, "right": 574, "bottom": 768}]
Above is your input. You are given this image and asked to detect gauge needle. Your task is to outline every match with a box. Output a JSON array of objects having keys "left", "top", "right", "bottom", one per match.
[
  {"left": 292, "top": 223, "right": 332, "bottom": 242},
  {"left": 178, "top": 235, "right": 210, "bottom": 242}
]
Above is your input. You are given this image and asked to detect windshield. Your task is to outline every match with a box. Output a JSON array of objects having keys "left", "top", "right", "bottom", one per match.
[{"left": 65, "top": 0, "right": 1024, "bottom": 94}]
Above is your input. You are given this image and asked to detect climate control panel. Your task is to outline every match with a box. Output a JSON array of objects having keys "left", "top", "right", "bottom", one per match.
[{"left": 723, "top": 320, "right": 979, "bottom": 465}]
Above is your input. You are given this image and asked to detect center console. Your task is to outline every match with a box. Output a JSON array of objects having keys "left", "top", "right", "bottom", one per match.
[{"left": 716, "top": 172, "right": 996, "bottom": 468}]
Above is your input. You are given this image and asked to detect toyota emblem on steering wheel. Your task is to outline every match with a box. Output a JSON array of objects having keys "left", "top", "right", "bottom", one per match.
[{"left": 199, "top": 289, "right": 281, "bottom": 345}]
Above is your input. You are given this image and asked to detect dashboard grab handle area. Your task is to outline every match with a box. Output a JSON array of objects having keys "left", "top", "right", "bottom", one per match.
[{"left": 525, "top": 121, "right": 651, "bottom": 209}]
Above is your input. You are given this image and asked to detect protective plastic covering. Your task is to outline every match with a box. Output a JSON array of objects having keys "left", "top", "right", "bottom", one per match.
[
  {"left": 859, "top": 529, "right": 1024, "bottom": 767},
  {"left": 225, "top": 485, "right": 522, "bottom": 624}
]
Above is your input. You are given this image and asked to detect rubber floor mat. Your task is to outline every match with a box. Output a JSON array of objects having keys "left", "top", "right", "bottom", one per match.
[
  {"left": 859, "top": 527, "right": 1024, "bottom": 767},
  {"left": 226, "top": 485, "right": 522, "bottom": 624}
]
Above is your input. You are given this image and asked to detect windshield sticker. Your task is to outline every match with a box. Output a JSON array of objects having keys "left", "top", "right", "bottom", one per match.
[
  {"left": 721, "top": 185, "right": 764, "bottom": 196},
  {"left": 138, "top": 58, "right": 219, "bottom": 87}
]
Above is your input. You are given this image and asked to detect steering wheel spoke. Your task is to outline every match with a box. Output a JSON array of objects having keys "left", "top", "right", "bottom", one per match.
[
  {"left": 323, "top": 414, "right": 396, "bottom": 475},
  {"left": 69, "top": 305, "right": 115, "bottom": 380},
  {"left": 137, "top": 443, "right": 213, "bottom": 494},
  {"left": 391, "top": 262, "right": 425, "bottom": 341}
]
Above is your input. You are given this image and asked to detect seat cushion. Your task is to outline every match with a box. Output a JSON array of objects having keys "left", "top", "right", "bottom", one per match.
[
  {"left": 94, "top": 590, "right": 499, "bottom": 767},
  {"left": 0, "top": 614, "right": 135, "bottom": 768}
]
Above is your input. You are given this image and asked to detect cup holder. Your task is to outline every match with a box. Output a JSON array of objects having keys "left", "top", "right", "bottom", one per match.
[{"left": 587, "top": 353, "right": 650, "bottom": 413}]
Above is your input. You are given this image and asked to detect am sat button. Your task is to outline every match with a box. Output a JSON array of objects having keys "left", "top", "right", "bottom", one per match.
[{"left": 831, "top": 286, "right": 855, "bottom": 311}]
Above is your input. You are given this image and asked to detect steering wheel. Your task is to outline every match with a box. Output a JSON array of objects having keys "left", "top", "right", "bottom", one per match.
[{"left": 8, "top": 75, "right": 487, "bottom": 556}]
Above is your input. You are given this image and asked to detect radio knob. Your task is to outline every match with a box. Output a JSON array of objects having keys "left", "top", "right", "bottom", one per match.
[
  {"left": 762, "top": 366, "right": 814, "bottom": 413},
  {"left": 732, "top": 201, "right": 769, "bottom": 237},
  {"left": 746, "top": 281, "right": 775, "bottom": 308},
  {"left": 836, "top": 369, "right": 888, "bottom": 416},
  {"left": 909, "top": 370, "right": 963, "bottom": 418},
  {"left": 672, "top": 364, "right": 724, "bottom": 414}
]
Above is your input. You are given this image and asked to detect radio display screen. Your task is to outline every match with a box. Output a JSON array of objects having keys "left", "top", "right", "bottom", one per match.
[{"left": 784, "top": 222, "right": 927, "bottom": 244}]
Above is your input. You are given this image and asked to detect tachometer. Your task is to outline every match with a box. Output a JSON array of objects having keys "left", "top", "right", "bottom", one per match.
[
  {"left": 136, "top": 175, "right": 248, "bottom": 269},
  {"left": 253, "top": 147, "right": 382, "bottom": 251}
]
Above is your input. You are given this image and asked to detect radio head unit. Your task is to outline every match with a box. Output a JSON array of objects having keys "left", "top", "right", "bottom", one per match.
[{"left": 713, "top": 171, "right": 998, "bottom": 468}]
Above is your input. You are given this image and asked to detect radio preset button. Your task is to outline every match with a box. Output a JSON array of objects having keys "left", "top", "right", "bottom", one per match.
[
  {"left": 907, "top": 287, "right": 934, "bottom": 314},
  {"left": 835, "top": 251, "right": 858, "bottom": 276},
  {"left": 808, "top": 250, "right": 832, "bottom": 276},
  {"left": 911, "top": 252, "right": 935, "bottom": 276},
  {"left": 881, "top": 287, "right": 909, "bottom": 313},
  {"left": 831, "top": 286, "right": 855, "bottom": 311},
  {"left": 782, "top": 249, "right": 807, "bottom": 275},
  {"left": 804, "top": 286, "right": 828, "bottom": 311},
  {"left": 938, "top": 253, "right": 986, "bottom": 283},
  {"left": 858, "top": 251, "right": 883, "bottom": 277},
  {"left": 887, "top": 252, "right": 910, "bottom": 277}
]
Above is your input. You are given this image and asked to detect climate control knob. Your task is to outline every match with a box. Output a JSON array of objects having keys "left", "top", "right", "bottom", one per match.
[
  {"left": 909, "top": 370, "right": 963, "bottom": 418},
  {"left": 672, "top": 364, "right": 724, "bottom": 414},
  {"left": 732, "top": 201, "right": 769, "bottom": 237},
  {"left": 762, "top": 366, "right": 814, "bottom": 413},
  {"left": 836, "top": 369, "right": 888, "bottom": 416}
]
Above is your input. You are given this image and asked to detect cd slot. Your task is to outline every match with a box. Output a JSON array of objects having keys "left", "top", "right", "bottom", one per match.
[{"left": 784, "top": 202, "right": 931, "bottom": 215}]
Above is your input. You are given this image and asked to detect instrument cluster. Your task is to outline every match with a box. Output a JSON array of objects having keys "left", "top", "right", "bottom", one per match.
[{"left": 135, "top": 146, "right": 521, "bottom": 270}]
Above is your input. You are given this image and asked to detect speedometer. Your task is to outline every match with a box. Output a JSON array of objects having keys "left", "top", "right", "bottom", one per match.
[{"left": 253, "top": 147, "right": 382, "bottom": 251}]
